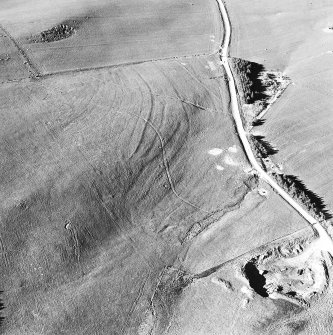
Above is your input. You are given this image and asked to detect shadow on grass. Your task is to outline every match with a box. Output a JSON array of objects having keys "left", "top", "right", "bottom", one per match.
[
  {"left": 245, "top": 62, "right": 268, "bottom": 104},
  {"left": 232, "top": 58, "right": 269, "bottom": 104},
  {"left": 251, "top": 116, "right": 331, "bottom": 221},
  {"left": 251, "top": 134, "right": 279, "bottom": 158},
  {"left": 273, "top": 173, "right": 332, "bottom": 221},
  {"left": 252, "top": 118, "right": 266, "bottom": 127}
]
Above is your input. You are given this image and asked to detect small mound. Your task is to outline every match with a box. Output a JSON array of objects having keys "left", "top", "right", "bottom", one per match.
[
  {"left": 41, "top": 24, "right": 75, "bottom": 42},
  {"left": 40, "top": 24, "right": 75, "bottom": 42}
]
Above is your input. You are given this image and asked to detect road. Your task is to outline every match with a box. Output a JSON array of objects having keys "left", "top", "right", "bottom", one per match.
[{"left": 215, "top": 0, "right": 333, "bottom": 253}]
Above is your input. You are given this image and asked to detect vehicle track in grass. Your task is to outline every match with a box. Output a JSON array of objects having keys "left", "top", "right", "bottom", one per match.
[
  {"left": 112, "top": 108, "right": 210, "bottom": 214},
  {"left": 40, "top": 52, "right": 214, "bottom": 79}
]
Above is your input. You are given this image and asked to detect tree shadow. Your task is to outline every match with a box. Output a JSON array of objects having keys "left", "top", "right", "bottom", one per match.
[
  {"left": 273, "top": 173, "right": 332, "bottom": 220},
  {"left": 233, "top": 58, "right": 269, "bottom": 104},
  {"left": 252, "top": 118, "right": 266, "bottom": 127},
  {"left": 251, "top": 134, "right": 278, "bottom": 158},
  {"left": 245, "top": 61, "right": 268, "bottom": 104}
]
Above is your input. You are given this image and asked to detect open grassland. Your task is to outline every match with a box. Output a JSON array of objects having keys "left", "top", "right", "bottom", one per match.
[
  {"left": 1, "top": 0, "right": 332, "bottom": 333},
  {"left": 152, "top": 186, "right": 311, "bottom": 334},
  {"left": 227, "top": 0, "right": 333, "bottom": 212},
  {"left": 0, "top": 54, "right": 256, "bottom": 334},
  {"left": 0, "top": 32, "right": 31, "bottom": 82},
  {"left": 0, "top": 0, "right": 222, "bottom": 74},
  {"left": 179, "top": 187, "right": 308, "bottom": 275}
]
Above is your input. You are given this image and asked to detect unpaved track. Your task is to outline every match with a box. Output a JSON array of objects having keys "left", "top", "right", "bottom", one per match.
[
  {"left": 215, "top": 0, "right": 333, "bottom": 253},
  {"left": 0, "top": 24, "right": 41, "bottom": 77},
  {"left": 42, "top": 52, "right": 213, "bottom": 78}
]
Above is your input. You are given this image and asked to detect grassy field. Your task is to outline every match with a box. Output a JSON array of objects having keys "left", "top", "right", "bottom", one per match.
[
  {"left": 0, "top": 0, "right": 221, "bottom": 74},
  {"left": 0, "top": 32, "right": 30, "bottom": 82},
  {"left": 155, "top": 186, "right": 310, "bottom": 334},
  {"left": 179, "top": 187, "right": 308, "bottom": 275},
  {"left": 0, "top": 51, "right": 258, "bottom": 333},
  {"left": 2, "top": 0, "right": 331, "bottom": 333},
  {"left": 227, "top": 0, "right": 333, "bottom": 212}
]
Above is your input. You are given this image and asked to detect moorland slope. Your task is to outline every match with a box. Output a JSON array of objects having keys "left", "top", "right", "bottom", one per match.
[
  {"left": 1, "top": 0, "right": 330, "bottom": 334},
  {"left": 0, "top": 39, "right": 254, "bottom": 334}
]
